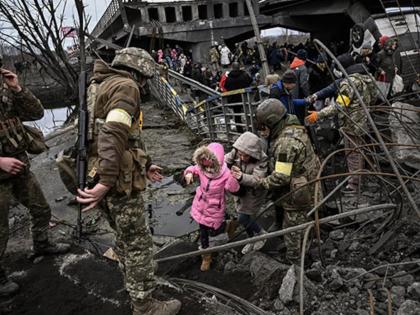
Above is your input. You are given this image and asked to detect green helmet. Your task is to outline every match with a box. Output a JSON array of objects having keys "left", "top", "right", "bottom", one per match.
[
  {"left": 255, "top": 98, "right": 287, "bottom": 129},
  {"left": 112, "top": 47, "right": 155, "bottom": 78}
]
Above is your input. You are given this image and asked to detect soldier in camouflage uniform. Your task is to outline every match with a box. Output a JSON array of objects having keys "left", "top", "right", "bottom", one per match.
[
  {"left": 208, "top": 43, "right": 220, "bottom": 72},
  {"left": 255, "top": 98, "right": 320, "bottom": 263},
  {"left": 0, "top": 57, "right": 70, "bottom": 296},
  {"left": 76, "top": 48, "right": 181, "bottom": 315},
  {"left": 306, "top": 62, "right": 376, "bottom": 192}
]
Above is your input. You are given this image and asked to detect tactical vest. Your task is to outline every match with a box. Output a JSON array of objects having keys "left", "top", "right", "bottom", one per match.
[
  {"left": 57, "top": 77, "right": 148, "bottom": 196},
  {"left": 0, "top": 84, "right": 29, "bottom": 156},
  {"left": 87, "top": 78, "right": 148, "bottom": 196}
]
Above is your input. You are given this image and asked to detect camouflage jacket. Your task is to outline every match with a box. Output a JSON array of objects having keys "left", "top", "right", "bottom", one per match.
[
  {"left": 89, "top": 60, "right": 150, "bottom": 189},
  {"left": 0, "top": 79, "right": 44, "bottom": 179},
  {"left": 208, "top": 47, "right": 220, "bottom": 64},
  {"left": 317, "top": 73, "right": 376, "bottom": 136},
  {"left": 261, "top": 114, "right": 320, "bottom": 209}
]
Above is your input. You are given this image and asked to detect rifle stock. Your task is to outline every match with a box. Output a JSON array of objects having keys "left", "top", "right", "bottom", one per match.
[{"left": 76, "top": 70, "right": 88, "bottom": 240}]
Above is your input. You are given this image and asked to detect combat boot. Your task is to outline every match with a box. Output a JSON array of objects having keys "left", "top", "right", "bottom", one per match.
[
  {"left": 33, "top": 241, "right": 70, "bottom": 256},
  {"left": 200, "top": 254, "right": 212, "bottom": 272},
  {"left": 225, "top": 219, "right": 238, "bottom": 240},
  {"left": 132, "top": 297, "right": 181, "bottom": 315},
  {"left": 0, "top": 269, "right": 19, "bottom": 297}
]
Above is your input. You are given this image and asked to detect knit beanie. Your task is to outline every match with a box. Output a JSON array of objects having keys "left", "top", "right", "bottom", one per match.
[{"left": 282, "top": 70, "right": 297, "bottom": 84}]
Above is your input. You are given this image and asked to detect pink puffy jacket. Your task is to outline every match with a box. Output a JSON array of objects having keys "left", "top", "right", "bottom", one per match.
[{"left": 184, "top": 143, "right": 240, "bottom": 229}]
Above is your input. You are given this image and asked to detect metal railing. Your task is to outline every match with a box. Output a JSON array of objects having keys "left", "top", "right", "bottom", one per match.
[
  {"left": 150, "top": 68, "right": 263, "bottom": 145},
  {"left": 91, "top": 0, "right": 137, "bottom": 37}
]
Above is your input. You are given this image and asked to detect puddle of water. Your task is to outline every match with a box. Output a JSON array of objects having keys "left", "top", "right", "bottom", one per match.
[
  {"left": 26, "top": 106, "right": 74, "bottom": 135},
  {"left": 147, "top": 177, "right": 198, "bottom": 237}
]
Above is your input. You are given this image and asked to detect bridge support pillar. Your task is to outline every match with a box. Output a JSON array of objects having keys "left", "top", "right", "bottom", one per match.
[
  {"left": 175, "top": 6, "right": 182, "bottom": 22},
  {"left": 140, "top": 7, "right": 149, "bottom": 23},
  {"left": 222, "top": 2, "right": 229, "bottom": 18},
  {"left": 238, "top": 1, "right": 245, "bottom": 17},
  {"left": 208, "top": 4, "right": 215, "bottom": 19},
  {"left": 192, "top": 4, "right": 199, "bottom": 20},
  {"left": 158, "top": 6, "right": 166, "bottom": 23}
]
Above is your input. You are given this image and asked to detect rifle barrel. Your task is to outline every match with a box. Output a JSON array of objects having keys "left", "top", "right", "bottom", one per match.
[{"left": 76, "top": 71, "right": 88, "bottom": 240}]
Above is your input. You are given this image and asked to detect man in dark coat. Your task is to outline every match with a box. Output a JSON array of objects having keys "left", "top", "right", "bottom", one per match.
[
  {"left": 308, "top": 53, "right": 333, "bottom": 110},
  {"left": 224, "top": 62, "right": 252, "bottom": 133}
]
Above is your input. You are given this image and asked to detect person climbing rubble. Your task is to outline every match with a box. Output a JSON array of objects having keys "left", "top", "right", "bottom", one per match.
[
  {"left": 305, "top": 53, "right": 377, "bottom": 193},
  {"left": 225, "top": 132, "right": 268, "bottom": 255},
  {"left": 75, "top": 48, "right": 181, "bottom": 315},
  {"left": 0, "top": 55, "right": 70, "bottom": 297},
  {"left": 256, "top": 98, "right": 320, "bottom": 263},
  {"left": 183, "top": 142, "right": 239, "bottom": 271}
]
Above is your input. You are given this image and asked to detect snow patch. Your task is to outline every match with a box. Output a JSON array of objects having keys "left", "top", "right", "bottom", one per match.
[{"left": 56, "top": 252, "right": 121, "bottom": 307}]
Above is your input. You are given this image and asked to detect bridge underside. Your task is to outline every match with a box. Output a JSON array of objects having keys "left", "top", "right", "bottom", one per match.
[{"left": 90, "top": 0, "right": 395, "bottom": 62}]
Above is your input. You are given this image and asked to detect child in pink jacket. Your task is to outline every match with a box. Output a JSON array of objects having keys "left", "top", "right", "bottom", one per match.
[{"left": 184, "top": 142, "right": 240, "bottom": 271}]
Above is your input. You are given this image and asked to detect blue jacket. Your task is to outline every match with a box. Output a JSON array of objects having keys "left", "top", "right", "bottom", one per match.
[
  {"left": 269, "top": 80, "right": 307, "bottom": 124},
  {"left": 315, "top": 79, "right": 343, "bottom": 100}
]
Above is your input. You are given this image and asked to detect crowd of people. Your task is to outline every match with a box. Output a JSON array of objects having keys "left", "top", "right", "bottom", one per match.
[
  {"left": 176, "top": 35, "right": 406, "bottom": 273},
  {"left": 151, "top": 44, "right": 193, "bottom": 75},
  {"left": 0, "top": 32, "right": 406, "bottom": 315},
  {"left": 155, "top": 36, "right": 403, "bottom": 100}
]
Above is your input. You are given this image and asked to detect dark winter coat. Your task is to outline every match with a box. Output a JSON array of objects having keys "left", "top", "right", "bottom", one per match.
[
  {"left": 224, "top": 69, "right": 252, "bottom": 103},
  {"left": 308, "top": 65, "right": 332, "bottom": 94},
  {"left": 376, "top": 41, "right": 402, "bottom": 83}
]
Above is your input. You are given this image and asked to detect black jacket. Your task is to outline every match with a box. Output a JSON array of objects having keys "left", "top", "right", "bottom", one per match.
[
  {"left": 308, "top": 65, "right": 332, "bottom": 94},
  {"left": 224, "top": 70, "right": 252, "bottom": 103}
]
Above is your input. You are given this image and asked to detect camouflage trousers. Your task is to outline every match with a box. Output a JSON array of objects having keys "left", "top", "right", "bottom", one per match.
[
  {"left": 344, "top": 134, "right": 365, "bottom": 190},
  {"left": 283, "top": 208, "right": 309, "bottom": 262},
  {"left": 0, "top": 171, "right": 51, "bottom": 261},
  {"left": 102, "top": 191, "right": 156, "bottom": 303}
]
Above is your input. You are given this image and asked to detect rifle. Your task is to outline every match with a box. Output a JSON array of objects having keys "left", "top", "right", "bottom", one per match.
[
  {"left": 75, "top": 0, "right": 87, "bottom": 242},
  {"left": 76, "top": 70, "right": 88, "bottom": 241}
]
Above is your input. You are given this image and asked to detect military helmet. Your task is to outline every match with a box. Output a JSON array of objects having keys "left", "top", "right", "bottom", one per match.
[
  {"left": 255, "top": 98, "right": 287, "bottom": 129},
  {"left": 112, "top": 47, "right": 155, "bottom": 78}
]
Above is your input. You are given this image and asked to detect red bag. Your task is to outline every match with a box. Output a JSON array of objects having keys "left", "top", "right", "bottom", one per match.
[{"left": 219, "top": 72, "right": 229, "bottom": 92}]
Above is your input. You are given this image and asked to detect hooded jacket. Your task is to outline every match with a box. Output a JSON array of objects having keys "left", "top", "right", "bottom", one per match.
[
  {"left": 225, "top": 132, "right": 268, "bottom": 215},
  {"left": 185, "top": 143, "right": 240, "bottom": 229}
]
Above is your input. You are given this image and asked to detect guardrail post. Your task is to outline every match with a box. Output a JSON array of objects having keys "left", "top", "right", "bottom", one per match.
[
  {"left": 221, "top": 96, "right": 232, "bottom": 143},
  {"left": 205, "top": 100, "right": 214, "bottom": 141},
  {"left": 247, "top": 91, "right": 256, "bottom": 133},
  {"left": 241, "top": 92, "right": 250, "bottom": 132}
]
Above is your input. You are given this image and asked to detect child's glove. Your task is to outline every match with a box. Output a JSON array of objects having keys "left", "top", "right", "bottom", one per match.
[{"left": 185, "top": 173, "right": 194, "bottom": 185}]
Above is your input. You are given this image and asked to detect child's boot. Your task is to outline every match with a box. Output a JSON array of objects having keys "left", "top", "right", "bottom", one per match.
[{"left": 200, "top": 254, "right": 212, "bottom": 271}]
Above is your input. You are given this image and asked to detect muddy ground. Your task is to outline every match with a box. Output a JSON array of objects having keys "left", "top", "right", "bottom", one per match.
[{"left": 2, "top": 99, "right": 420, "bottom": 315}]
